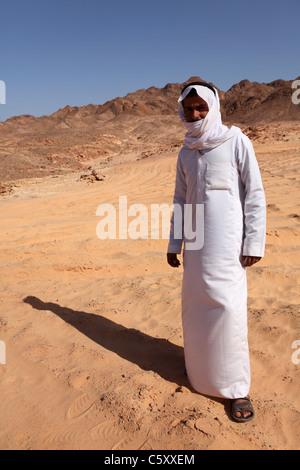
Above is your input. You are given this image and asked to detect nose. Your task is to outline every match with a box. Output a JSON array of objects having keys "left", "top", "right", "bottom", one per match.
[{"left": 191, "top": 110, "right": 201, "bottom": 121}]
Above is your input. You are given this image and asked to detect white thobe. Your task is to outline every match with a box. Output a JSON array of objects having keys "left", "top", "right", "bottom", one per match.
[{"left": 168, "top": 133, "right": 266, "bottom": 399}]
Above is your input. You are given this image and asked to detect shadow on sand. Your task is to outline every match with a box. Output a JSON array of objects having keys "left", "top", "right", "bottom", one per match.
[{"left": 23, "top": 296, "right": 190, "bottom": 388}]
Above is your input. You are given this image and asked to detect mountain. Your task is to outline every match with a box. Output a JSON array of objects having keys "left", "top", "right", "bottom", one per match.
[
  {"left": 1, "top": 76, "right": 299, "bottom": 133},
  {"left": 221, "top": 78, "right": 300, "bottom": 122},
  {"left": 0, "top": 76, "right": 299, "bottom": 184}
]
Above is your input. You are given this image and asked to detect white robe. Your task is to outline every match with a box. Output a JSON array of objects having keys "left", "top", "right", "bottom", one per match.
[{"left": 168, "top": 133, "right": 266, "bottom": 399}]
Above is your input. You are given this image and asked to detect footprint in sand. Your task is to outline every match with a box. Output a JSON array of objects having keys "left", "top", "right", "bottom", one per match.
[
  {"left": 66, "top": 393, "right": 97, "bottom": 420},
  {"left": 90, "top": 419, "right": 149, "bottom": 450},
  {"left": 90, "top": 419, "right": 121, "bottom": 441}
]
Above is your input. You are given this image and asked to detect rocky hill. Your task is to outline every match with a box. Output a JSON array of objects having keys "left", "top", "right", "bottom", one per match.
[
  {"left": 1, "top": 76, "right": 299, "bottom": 132},
  {"left": 0, "top": 76, "right": 299, "bottom": 184}
]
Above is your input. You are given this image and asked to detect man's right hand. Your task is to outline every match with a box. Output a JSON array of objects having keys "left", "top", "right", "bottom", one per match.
[{"left": 167, "top": 253, "right": 181, "bottom": 268}]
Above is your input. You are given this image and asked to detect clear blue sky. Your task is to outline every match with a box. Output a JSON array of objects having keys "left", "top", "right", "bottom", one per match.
[{"left": 0, "top": 0, "right": 299, "bottom": 121}]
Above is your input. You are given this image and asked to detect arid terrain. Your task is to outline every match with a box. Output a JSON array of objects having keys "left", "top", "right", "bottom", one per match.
[{"left": 0, "top": 77, "right": 299, "bottom": 450}]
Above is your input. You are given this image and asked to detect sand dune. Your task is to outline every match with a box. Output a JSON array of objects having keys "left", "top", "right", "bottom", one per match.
[{"left": 0, "top": 120, "right": 299, "bottom": 450}]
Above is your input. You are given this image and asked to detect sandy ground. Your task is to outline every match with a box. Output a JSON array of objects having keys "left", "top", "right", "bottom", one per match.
[{"left": 0, "top": 130, "right": 299, "bottom": 450}]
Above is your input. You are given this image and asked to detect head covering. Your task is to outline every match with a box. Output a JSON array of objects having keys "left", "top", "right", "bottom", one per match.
[{"left": 178, "top": 83, "right": 241, "bottom": 151}]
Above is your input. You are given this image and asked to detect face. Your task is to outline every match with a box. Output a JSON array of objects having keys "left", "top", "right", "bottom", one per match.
[{"left": 182, "top": 95, "right": 209, "bottom": 122}]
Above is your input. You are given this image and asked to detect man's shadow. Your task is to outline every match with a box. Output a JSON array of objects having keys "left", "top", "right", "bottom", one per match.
[{"left": 23, "top": 296, "right": 189, "bottom": 388}]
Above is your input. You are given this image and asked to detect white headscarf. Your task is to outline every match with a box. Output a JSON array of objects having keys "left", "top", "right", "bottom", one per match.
[{"left": 178, "top": 84, "right": 241, "bottom": 151}]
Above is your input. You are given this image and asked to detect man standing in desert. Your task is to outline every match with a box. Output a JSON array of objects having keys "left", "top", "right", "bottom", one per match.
[{"left": 167, "top": 81, "right": 266, "bottom": 422}]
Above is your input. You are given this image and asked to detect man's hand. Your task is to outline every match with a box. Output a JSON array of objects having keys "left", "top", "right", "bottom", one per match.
[
  {"left": 167, "top": 253, "right": 181, "bottom": 268},
  {"left": 242, "top": 256, "right": 261, "bottom": 267}
]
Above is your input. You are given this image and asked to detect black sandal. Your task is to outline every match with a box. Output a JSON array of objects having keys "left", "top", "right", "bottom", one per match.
[{"left": 230, "top": 396, "right": 255, "bottom": 423}]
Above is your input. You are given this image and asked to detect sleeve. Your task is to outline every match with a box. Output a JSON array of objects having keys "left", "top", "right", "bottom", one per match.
[
  {"left": 167, "top": 151, "right": 187, "bottom": 254},
  {"left": 237, "top": 135, "right": 266, "bottom": 257}
]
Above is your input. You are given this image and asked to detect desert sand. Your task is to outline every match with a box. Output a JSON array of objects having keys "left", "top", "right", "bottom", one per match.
[{"left": 0, "top": 79, "right": 299, "bottom": 450}]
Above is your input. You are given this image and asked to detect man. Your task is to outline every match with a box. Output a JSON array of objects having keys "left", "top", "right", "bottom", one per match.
[{"left": 167, "top": 81, "right": 266, "bottom": 422}]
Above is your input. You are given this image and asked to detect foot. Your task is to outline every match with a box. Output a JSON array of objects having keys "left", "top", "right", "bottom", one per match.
[{"left": 230, "top": 396, "right": 255, "bottom": 423}]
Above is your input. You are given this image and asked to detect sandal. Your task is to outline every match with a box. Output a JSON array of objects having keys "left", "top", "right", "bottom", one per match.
[{"left": 230, "top": 396, "right": 255, "bottom": 423}]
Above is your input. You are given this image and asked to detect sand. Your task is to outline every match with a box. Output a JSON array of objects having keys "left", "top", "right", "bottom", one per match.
[{"left": 0, "top": 123, "right": 299, "bottom": 450}]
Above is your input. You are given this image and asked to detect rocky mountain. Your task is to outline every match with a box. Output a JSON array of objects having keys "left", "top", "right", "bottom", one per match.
[
  {"left": 221, "top": 78, "right": 300, "bottom": 123},
  {"left": 0, "top": 76, "right": 299, "bottom": 184},
  {"left": 1, "top": 76, "right": 299, "bottom": 133}
]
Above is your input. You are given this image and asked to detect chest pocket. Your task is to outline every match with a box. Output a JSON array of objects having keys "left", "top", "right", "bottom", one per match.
[{"left": 206, "top": 162, "right": 233, "bottom": 190}]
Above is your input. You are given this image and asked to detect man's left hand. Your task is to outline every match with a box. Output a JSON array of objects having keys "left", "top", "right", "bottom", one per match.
[{"left": 242, "top": 256, "right": 261, "bottom": 267}]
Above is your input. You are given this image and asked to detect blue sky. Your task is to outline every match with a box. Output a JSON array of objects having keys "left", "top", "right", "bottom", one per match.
[{"left": 0, "top": 0, "right": 299, "bottom": 121}]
